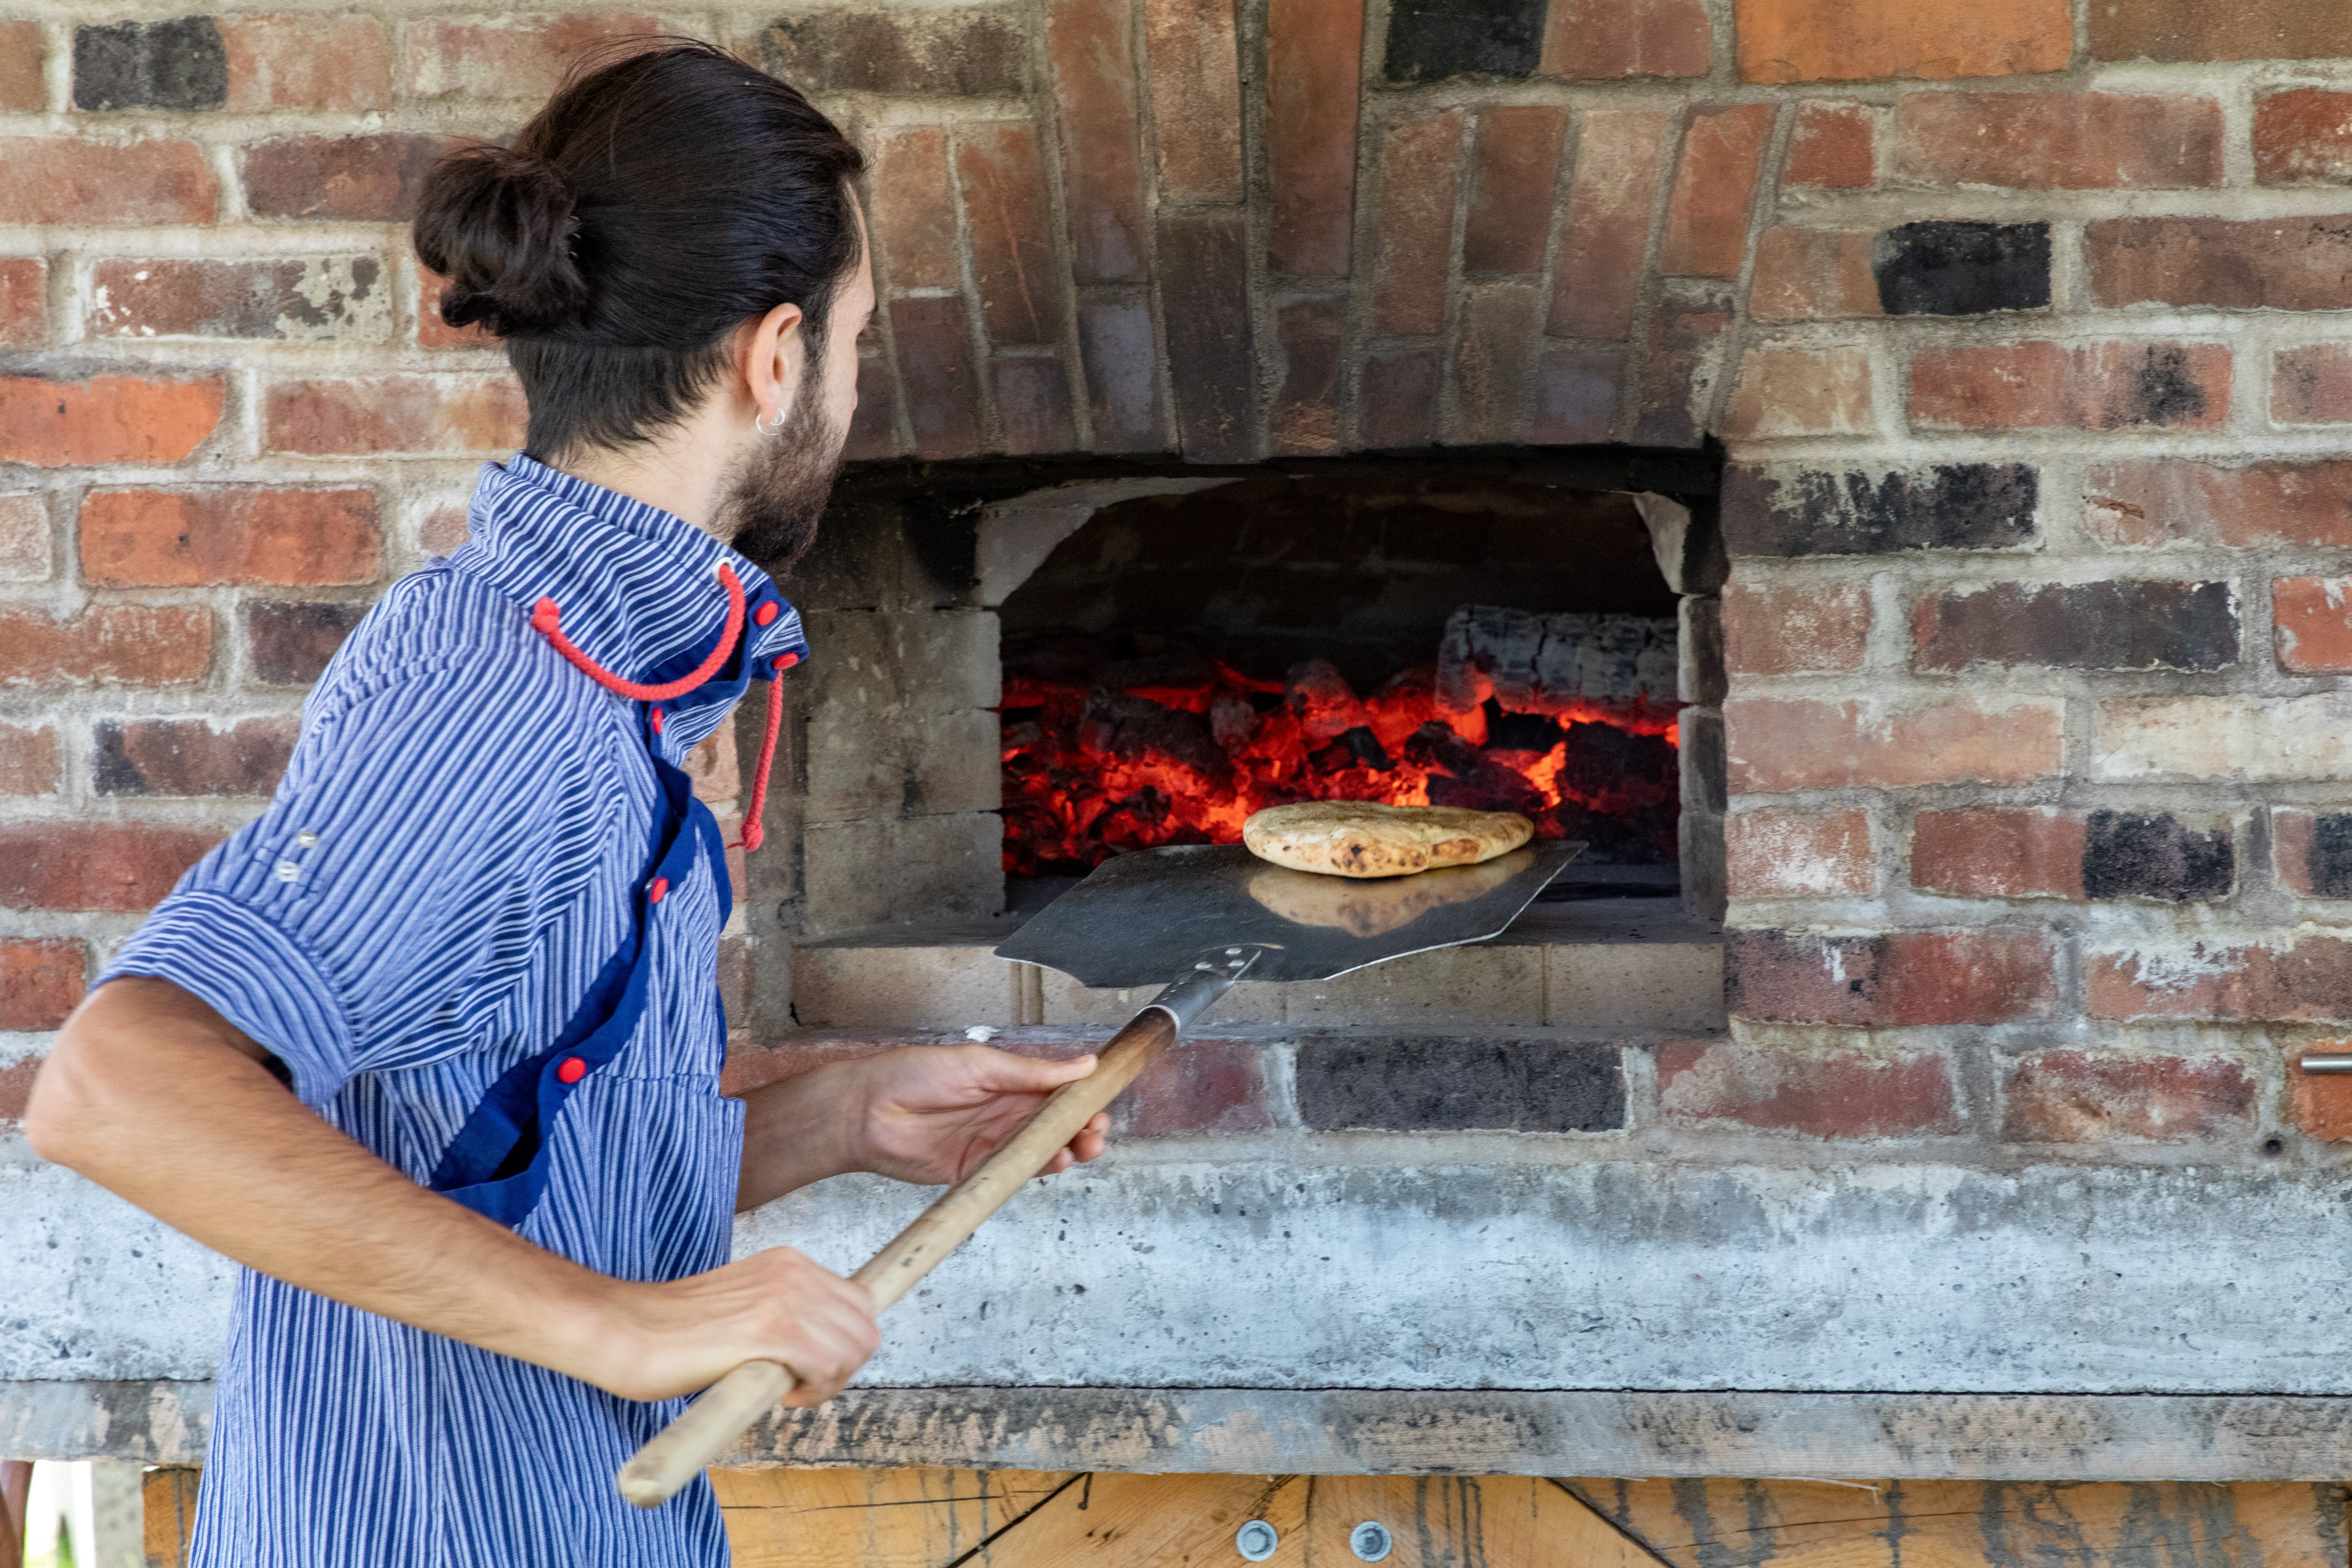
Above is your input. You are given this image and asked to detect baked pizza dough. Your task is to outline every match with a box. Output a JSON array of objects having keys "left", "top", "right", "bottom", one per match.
[{"left": 1240, "top": 801, "right": 1534, "bottom": 879}]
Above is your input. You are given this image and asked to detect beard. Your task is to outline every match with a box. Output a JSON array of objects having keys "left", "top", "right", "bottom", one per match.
[{"left": 716, "top": 367, "right": 848, "bottom": 572}]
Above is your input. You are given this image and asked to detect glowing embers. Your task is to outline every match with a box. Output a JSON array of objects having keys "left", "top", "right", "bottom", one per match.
[{"left": 1000, "top": 630, "right": 1681, "bottom": 878}]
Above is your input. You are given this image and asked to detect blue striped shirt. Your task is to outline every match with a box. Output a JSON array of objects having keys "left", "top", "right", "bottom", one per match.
[{"left": 100, "top": 454, "right": 810, "bottom": 1566}]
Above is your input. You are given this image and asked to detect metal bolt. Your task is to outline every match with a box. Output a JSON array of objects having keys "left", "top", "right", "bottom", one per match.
[
  {"left": 1226, "top": 946, "right": 1244, "bottom": 955},
  {"left": 1349, "top": 1522, "right": 1392, "bottom": 1562},
  {"left": 1235, "top": 1519, "right": 1279, "bottom": 1561}
]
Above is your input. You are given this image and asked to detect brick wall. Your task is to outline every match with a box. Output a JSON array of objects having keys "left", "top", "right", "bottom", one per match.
[{"left": 9, "top": 0, "right": 2352, "bottom": 1165}]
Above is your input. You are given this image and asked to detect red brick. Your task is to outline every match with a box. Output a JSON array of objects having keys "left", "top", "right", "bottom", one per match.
[
  {"left": 1659, "top": 103, "right": 1777, "bottom": 277},
  {"left": 0, "top": 606, "right": 212, "bottom": 687},
  {"left": 1736, "top": 0, "right": 2071, "bottom": 83},
  {"left": 1144, "top": 0, "right": 1244, "bottom": 204},
  {"left": 1724, "top": 696, "right": 2062, "bottom": 791},
  {"left": 0, "top": 257, "right": 45, "bottom": 349},
  {"left": 2275, "top": 808, "right": 2325, "bottom": 898},
  {"left": 1658, "top": 1040, "right": 1958, "bottom": 1138},
  {"left": 1629, "top": 301, "right": 1732, "bottom": 448},
  {"left": 265, "top": 375, "right": 524, "bottom": 456},
  {"left": 2085, "top": 460, "right": 2352, "bottom": 550},
  {"left": 1911, "top": 808, "right": 2087, "bottom": 900},
  {"left": 0, "top": 494, "right": 44, "bottom": 583},
  {"left": 1540, "top": 0, "right": 1710, "bottom": 78},
  {"left": 843, "top": 354, "right": 902, "bottom": 463},
  {"left": 94, "top": 717, "right": 299, "bottom": 798},
  {"left": 1785, "top": 101, "right": 1877, "bottom": 188},
  {"left": 242, "top": 134, "right": 443, "bottom": 222},
  {"left": 1721, "top": 580, "right": 1870, "bottom": 674},
  {"left": 2274, "top": 576, "right": 2352, "bottom": 672},
  {"left": 1463, "top": 106, "right": 1567, "bottom": 275},
  {"left": 0, "top": 375, "right": 224, "bottom": 467},
  {"left": 1265, "top": 0, "right": 1363, "bottom": 278},
  {"left": 0, "top": 823, "right": 222, "bottom": 913},
  {"left": 1049, "top": 0, "right": 1148, "bottom": 283},
  {"left": 2272, "top": 345, "right": 2352, "bottom": 425},
  {"left": 2256, "top": 89, "right": 2352, "bottom": 184},
  {"left": 1530, "top": 344, "right": 1622, "bottom": 444},
  {"left": 80, "top": 489, "right": 380, "bottom": 589},
  {"left": 401, "top": 13, "right": 661, "bottom": 99},
  {"left": 419, "top": 503, "right": 470, "bottom": 556},
  {"left": 956, "top": 124, "right": 1066, "bottom": 347},
  {"left": 2089, "top": 933, "right": 2352, "bottom": 1023},
  {"left": 0, "top": 20, "right": 42, "bottom": 111},
  {"left": 2090, "top": 217, "right": 2352, "bottom": 312},
  {"left": 1122, "top": 1037, "right": 1272, "bottom": 1135},
  {"left": 1897, "top": 93, "right": 2223, "bottom": 189},
  {"left": 247, "top": 602, "right": 363, "bottom": 686},
  {"left": 1748, "top": 228, "right": 1879, "bottom": 321},
  {"left": 1720, "top": 345, "right": 1875, "bottom": 439},
  {"left": 1, "top": 939, "right": 85, "bottom": 1031},
  {"left": 991, "top": 357, "right": 1076, "bottom": 455},
  {"left": 1075, "top": 298, "right": 1163, "bottom": 451},
  {"left": 1271, "top": 295, "right": 1343, "bottom": 455},
  {"left": 1909, "top": 341, "right": 2229, "bottom": 433},
  {"left": 2091, "top": 2, "right": 2352, "bottom": 62},
  {"left": 1449, "top": 283, "right": 1538, "bottom": 445},
  {"left": 868, "top": 128, "right": 960, "bottom": 292},
  {"left": 218, "top": 14, "right": 392, "bottom": 110},
  {"left": 1370, "top": 110, "right": 1462, "bottom": 337},
  {"left": 1728, "top": 928, "right": 2057, "bottom": 1026},
  {"left": 88, "top": 257, "right": 391, "bottom": 343},
  {"left": 0, "top": 138, "right": 215, "bottom": 226},
  {"left": 2002, "top": 1052, "right": 2254, "bottom": 1143},
  {"left": 890, "top": 294, "right": 982, "bottom": 459},
  {"left": 1725, "top": 807, "right": 1873, "bottom": 896},
  {"left": 1359, "top": 347, "right": 1438, "bottom": 449},
  {"left": 416, "top": 269, "right": 499, "bottom": 350},
  {"left": 1550, "top": 109, "right": 1671, "bottom": 339},
  {"left": 2292, "top": 1060, "right": 2352, "bottom": 1141},
  {"left": 0, "top": 1056, "right": 33, "bottom": 1129},
  {"left": 0, "top": 723, "right": 60, "bottom": 796}
]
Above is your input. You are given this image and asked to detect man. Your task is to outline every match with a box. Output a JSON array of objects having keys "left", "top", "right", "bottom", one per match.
[{"left": 26, "top": 42, "right": 1106, "bottom": 1566}]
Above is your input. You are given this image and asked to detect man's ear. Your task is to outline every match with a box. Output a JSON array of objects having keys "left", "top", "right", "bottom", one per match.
[{"left": 742, "top": 300, "right": 806, "bottom": 427}]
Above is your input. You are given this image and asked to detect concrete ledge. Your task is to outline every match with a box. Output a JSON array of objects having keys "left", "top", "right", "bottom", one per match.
[{"left": 18, "top": 1380, "right": 2352, "bottom": 1480}]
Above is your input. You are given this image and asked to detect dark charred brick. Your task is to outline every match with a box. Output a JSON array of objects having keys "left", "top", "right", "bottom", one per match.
[
  {"left": 1157, "top": 211, "right": 1257, "bottom": 461},
  {"left": 73, "top": 17, "right": 226, "bottom": 112},
  {"left": 247, "top": 600, "right": 364, "bottom": 686},
  {"left": 759, "top": 8, "right": 1027, "bottom": 97},
  {"left": 1383, "top": 0, "right": 1545, "bottom": 82},
  {"left": 1294, "top": 1035, "right": 1624, "bottom": 1131},
  {"left": 2310, "top": 815, "right": 2352, "bottom": 898},
  {"left": 1872, "top": 221, "right": 2051, "bottom": 316},
  {"left": 1723, "top": 463, "right": 2038, "bottom": 557},
  {"left": 2082, "top": 810, "right": 2234, "bottom": 902},
  {"left": 1914, "top": 579, "right": 2238, "bottom": 672},
  {"left": 1678, "top": 706, "right": 1725, "bottom": 814},
  {"left": 94, "top": 716, "right": 297, "bottom": 797}
]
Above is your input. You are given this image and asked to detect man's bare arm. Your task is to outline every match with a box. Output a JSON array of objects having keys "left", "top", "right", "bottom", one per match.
[{"left": 27, "top": 978, "right": 876, "bottom": 1406}]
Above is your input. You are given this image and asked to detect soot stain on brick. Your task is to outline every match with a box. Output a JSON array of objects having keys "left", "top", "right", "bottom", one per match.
[
  {"left": 759, "top": 9, "right": 1028, "bottom": 98},
  {"left": 247, "top": 602, "right": 366, "bottom": 686},
  {"left": 2105, "top": 344, "right": 2209, "bottom": 428},
  {"left": 1871, "top": 222, "right": 2052, "bottom": 317},
  {"left": 72, "top": 16, "right": 226, "bottom": 112},
  {"left": 1383, "top": 0, "right": 1546, "bottom": 82},
  {"left": 89, "top": 721, "right": 148, "bottom": 798},
  {"left": 2308, "top": 815, "right": 2352, "bottom": 899},
  {"left": 2082, "top": 811, "right": 2234, "bottom": 902},
  {"left": 1722, "top": 463, "right": 2038, "bottom": 556},
  {"left": 1917, "top": 580, "right": 2237, "bottom": 672},
  {"left": 1294, "top": 1037, "right": 1624, "bottom": 1132}
]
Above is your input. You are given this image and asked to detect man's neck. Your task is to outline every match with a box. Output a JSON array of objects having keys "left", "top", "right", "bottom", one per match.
[{"left": 545, "top": 421, "right": 736, "bottom": 542}]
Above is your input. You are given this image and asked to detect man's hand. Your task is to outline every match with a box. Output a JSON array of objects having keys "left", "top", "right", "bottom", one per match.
[
  {"left": 587, "top": 1247, "right": 878, "bottom": 1405},
  {"left": 847, "top": 1045, "right": 1110, "bottom": 1187}
]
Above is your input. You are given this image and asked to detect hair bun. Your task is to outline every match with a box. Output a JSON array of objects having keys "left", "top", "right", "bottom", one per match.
[{"left": 412, "top": 142, "right": 590, "bottom": 339}]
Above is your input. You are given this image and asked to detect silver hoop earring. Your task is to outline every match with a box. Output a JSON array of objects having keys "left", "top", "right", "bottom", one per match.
[{"left": 753, "top": 407, "right": 786, "bottom": 436}]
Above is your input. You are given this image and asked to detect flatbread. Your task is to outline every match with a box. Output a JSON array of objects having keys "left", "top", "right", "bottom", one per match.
[
  {"left": 1246, "top": 854, "right": 1526, "bottom": 937},
  {"left": 1241, "top": 801, "right": 1534, "bottom": 879}
]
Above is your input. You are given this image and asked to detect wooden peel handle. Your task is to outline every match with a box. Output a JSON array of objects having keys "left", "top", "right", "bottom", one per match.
[{"left": 614, "top": 1006, "right": 1180, "bottom": 1508}]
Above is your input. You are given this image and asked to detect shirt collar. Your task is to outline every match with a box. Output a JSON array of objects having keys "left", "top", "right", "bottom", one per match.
[{"left": 447, "top": 455, "right": 810, "bottom": 754}]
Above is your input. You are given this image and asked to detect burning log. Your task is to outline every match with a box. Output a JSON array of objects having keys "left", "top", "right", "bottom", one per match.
[{"left": 1434, "top": 605, "right": 1676, "bottom": 718}]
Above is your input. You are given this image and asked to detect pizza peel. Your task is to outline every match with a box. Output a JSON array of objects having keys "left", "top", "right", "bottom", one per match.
[{"left": 616, "top": 837, "right": 1582, "bottom": 1506}]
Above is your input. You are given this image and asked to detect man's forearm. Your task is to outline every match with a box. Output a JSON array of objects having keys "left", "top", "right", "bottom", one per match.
[
  {"left": 28, "top": 979, "right": 629, "bottom": 1387},
  {"left": 734, "top": 1060, "right": 866, "bottom": 1212}
]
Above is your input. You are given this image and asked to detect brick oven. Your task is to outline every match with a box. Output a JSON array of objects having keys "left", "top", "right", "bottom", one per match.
[{"left": 18, "top": 0, "right": 2352, "bottom": 1505}]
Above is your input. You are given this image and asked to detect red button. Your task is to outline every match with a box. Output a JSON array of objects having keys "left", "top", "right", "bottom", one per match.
[
  {"left": 650, "top": 709, "right": 664, "bottom": 734},
  {"left": 648, "top": 876, "right": 668, "bottom": 904},
  {"left": 754, "top": 602, "right": 780, "bottom": 626},
  {"left": 556, "top": 1057, "right": 586, "bottom": 1085},
  {"left": 776, "top": 651, "right": 800, "bottom": 670}
]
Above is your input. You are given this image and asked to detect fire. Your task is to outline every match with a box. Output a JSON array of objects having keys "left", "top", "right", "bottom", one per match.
[{"left": 1001, "top": 650, "right": 1681, "bottom": 877}]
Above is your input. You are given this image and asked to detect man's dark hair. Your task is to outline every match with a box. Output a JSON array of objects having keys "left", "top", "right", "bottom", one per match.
[{"left": 412, "top": 41, "right": 864, "bottom": 458}]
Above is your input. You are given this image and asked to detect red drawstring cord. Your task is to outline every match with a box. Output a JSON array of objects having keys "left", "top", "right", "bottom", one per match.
[
  {"left": 528, "top": 561, "right": 797, "bottom": 853},
  {"left": 531, "top": 564, "right": 746, "bottom": 702}
]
